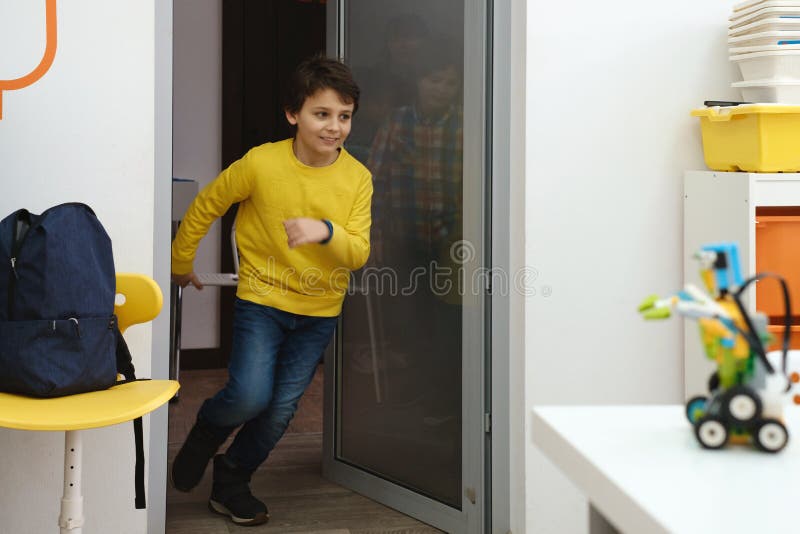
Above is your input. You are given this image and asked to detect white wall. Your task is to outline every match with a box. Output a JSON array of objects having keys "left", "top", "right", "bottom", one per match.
[
  {"left": 0, "top": 1, "right": 157, "bottom": 532},
  {"left": 173, "top": 0, "right": 223, "bottom": 350},
  {"left": 523, "top": 1, "right": 739, "bottom": 532}
]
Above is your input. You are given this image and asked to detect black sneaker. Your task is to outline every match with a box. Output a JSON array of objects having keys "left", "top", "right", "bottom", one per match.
[
  {"left": 171, "top": 416, "right": 230, "bottom": 492},
  {"left": 208, "top": 455, "right": 269, "bottom": 526}
]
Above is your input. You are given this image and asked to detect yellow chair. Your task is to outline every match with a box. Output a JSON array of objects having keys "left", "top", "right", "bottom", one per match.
[{"left": 0, "top": 273, "right": 179, "bottom": 534}]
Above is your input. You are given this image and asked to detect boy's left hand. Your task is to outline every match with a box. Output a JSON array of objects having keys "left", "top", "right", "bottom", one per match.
[{"left": 283, "top": 218, "right": 331, "bottom": 248}]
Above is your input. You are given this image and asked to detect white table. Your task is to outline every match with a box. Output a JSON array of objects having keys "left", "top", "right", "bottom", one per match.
[{"left": 533, "top": 405, "right": 800, "bottom": 534}]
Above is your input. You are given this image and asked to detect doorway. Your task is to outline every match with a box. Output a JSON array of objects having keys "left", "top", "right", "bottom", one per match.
[{"left": 167, "top": 1, "right": 489, "bottom": 532}]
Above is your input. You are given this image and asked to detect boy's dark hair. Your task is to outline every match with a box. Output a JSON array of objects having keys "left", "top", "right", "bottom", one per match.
[
  {"left": 284, "top": 55, "right": 360, "bottom": 115},
  {"left": 415, "top": 38, "right": 462, "bottom": 81}
]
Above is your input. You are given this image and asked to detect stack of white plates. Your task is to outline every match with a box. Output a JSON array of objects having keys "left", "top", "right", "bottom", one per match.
[{"left": 729, "top": 0, "right": 800, "bottom": 102}]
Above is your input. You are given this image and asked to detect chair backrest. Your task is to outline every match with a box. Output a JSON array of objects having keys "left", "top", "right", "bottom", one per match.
[{"left": 115, "top": 274, "right": 163, "bottom": 334}]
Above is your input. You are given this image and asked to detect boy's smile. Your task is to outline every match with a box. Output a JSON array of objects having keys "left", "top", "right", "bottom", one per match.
[{"left": 286, "top": 88, "right": 354, "bottom": 167}]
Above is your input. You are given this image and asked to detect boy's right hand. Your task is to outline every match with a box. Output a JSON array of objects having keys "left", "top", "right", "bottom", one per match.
[{"left": 172, "top": 272, "right": 203, "bottom": 289}]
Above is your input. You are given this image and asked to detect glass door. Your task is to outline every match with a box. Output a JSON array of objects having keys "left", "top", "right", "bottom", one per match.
[{"left": 323, "top": 1, "right": 488, "bottom": 532}]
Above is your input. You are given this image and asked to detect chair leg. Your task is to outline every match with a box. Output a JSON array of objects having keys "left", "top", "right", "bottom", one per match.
[{"left": 58, "top": 430, "right": 84, "bottom": 533}]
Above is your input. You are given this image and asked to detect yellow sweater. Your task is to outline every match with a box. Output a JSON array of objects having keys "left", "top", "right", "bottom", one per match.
[{"left": 172, "top": 139, "right": 372, "bottom": 317}]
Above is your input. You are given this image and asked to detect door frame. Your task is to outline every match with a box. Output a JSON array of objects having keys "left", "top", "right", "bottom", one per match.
[
  {"left": 488, "top": 1, "right": 518, "bottom": 532},
  {"left": 151, "top": 1, "right": 173, "bottom": 532},
  {"left": 152, "top": 0, "right": 523, "bottom": 531},
  {"left": 322, "top": 1, "right": 494, "bottom": 533}
]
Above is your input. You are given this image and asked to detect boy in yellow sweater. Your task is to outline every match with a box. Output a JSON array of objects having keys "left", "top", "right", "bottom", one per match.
[{"left": 170, "top": 56, "right": 371, "bottom": 526}]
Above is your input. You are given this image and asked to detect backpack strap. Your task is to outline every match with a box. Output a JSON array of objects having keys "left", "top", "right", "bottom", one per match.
[
  {"left": 132, "top": 416, "right": 146, "bottom": 509},
  {"left": 115, "top": 319, "right": 137, "bottom": 382},
  {"left": 114, "top": 320, "right": 147, "bottom": 509}
]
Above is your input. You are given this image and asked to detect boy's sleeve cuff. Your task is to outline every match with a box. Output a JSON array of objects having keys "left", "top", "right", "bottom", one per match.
[
  {"left": 171, "top": 259, "right": 194, "bottom": 275},
  {"left": 320, "top": 219, "right": 334, "bottom": 245}
]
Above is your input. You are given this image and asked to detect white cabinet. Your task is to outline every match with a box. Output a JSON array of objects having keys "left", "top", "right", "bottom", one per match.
[{"left": 683, "top": 170, "right": 800, "bottom": 397}]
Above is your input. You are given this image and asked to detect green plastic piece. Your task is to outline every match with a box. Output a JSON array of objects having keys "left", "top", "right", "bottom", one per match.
[
  {"left": 638, "top": 294, "right": 659, "bottom": 312},
  {"left": 642, "top": 307, "right": 671, "bottom": 320}
]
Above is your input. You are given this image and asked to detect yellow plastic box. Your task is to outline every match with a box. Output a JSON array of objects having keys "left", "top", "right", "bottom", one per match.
[{"left": 691, "top": 104, "right": 800, "bottom": 172}]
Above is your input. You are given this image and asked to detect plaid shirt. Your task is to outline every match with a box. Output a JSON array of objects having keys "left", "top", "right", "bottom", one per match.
[{"left": 368, "top": 104, "right": 463, "bottom": 250}]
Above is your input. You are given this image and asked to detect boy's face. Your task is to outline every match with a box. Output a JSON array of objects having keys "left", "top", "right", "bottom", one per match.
[
  {"left": 285, "top": 88, "right": 354, "bottom": 166},
  {"left": 417, "top": 65, "right": 459, "bottom": 115}
]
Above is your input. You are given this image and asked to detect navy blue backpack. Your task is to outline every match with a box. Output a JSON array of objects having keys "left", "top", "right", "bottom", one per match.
[{"left": 0, "top": 202, "right": 146, "bottom": 508}]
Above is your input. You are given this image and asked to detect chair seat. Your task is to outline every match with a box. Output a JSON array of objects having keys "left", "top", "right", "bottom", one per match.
[
  {"left": 196, "top": 272, "right": 238, "bottom": 286},
  {"left": 0, "top": 380, "right": 179, "bottom": 431}
]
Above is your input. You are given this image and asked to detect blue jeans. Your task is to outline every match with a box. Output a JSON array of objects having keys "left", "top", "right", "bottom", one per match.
[{"left": 199, "top": 298, "right": 337, "bottom": 471}]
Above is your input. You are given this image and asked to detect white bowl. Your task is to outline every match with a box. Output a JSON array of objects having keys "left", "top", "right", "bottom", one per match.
[
  {"left": 734, "top": 0, "right": 780, "bottom": 12},
  {"left": 730, "top": 7, "right": 800, "bottom": 30},
  {"left": 734, "top": 0, "right": 765, "bottom": 11},
  {"left": 729, "top": 17, "right": 800, "bottom": 36},
  {"left": 729, "top": 30, "right": 800, "bottom": 46},
  {"left": 731, "top": 49, "right": 800, "bottom": 79},
  {"left": 731, "top": 1, "right": 800, "bottom": 22},
  {"left": 733, "top": 79, "right": 800, "bottom": 103},
  {"left": 730, "top": 43, "right": 800, "bottom": 54}
]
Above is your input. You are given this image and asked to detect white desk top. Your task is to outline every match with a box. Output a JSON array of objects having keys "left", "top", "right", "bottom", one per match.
[{"left": 533, "top": 405, "right": 800, "bottom": 534}]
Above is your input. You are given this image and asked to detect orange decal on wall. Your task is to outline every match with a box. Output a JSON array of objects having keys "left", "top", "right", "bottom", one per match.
[{"left": 0, "top": 0, "right": 58, "bottom": 120}]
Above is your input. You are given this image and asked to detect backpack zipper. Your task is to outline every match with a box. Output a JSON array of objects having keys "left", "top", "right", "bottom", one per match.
[
  {"left": 7, "top": 211, "right": 32, "bottom": 320},
  {"left": 69, "top": 317, "right": 81, "bottom": 338},
  {"left": 8, "top": 257, "right": 18, "bottom": 319},
  {"left": 7, "top": 220, "right": 20, "bottom": 320}
]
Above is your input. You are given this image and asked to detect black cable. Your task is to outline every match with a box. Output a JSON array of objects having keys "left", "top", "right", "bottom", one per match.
[{"left": 732, "top": 272, "right": 792, "bottom": 377}]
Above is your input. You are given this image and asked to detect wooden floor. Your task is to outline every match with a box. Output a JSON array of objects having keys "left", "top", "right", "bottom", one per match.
[{"left": 166, "top": 368, "right": 442, "bottom": 534}]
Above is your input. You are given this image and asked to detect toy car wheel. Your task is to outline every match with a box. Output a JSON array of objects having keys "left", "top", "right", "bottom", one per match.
[
  {"left": 694, "top": 416, "right": 729, "bottom": 450},
  {"left": 753, "top": 419, "right": 789, "bottom": 453},
  {"left": 685, "top": 396, "right": 707, "bottom": 423},
  {"left": 722, "top": 385, "right": 762, "bottom": 425}
]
